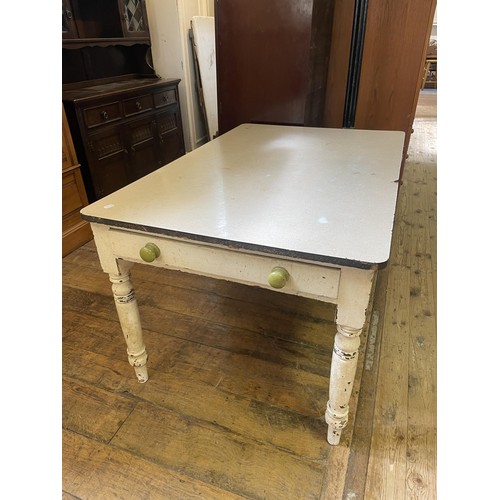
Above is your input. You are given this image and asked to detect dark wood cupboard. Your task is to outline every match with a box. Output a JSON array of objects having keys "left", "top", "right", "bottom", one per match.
[
  {"left": 62, "top": 0, "right": 186, "bottom": 201},
  {"left": 63, "top": 78, "right": 184, "bottom": 200}
]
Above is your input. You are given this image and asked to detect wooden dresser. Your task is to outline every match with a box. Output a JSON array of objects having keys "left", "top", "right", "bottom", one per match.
[
  {"left": 63, "top": 78, "right": 185, "bottom": 201},
  {"left": 62, "top": 105, "right": 93, "bottom": 256},
  {"left": 62, "top": 0, "right": 185, "bottom": 201}
]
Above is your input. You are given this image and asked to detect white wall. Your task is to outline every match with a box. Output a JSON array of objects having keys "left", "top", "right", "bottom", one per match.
[{"left": 146, "top": 0, "right": 215, "bottom": 151}]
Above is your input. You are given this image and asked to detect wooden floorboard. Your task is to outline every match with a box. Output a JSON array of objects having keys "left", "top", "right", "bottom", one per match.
[
  {"left": 340, "top": 264, "right": 389, "bottom": 499},
  {"left": 62, "top": 90, "right": 436, "bottom": 499},
  {"left": 364, "top": 265, "right": 411, "bottom": 499},
  {"left": 361, "top": 91, "right": 436, "bottom": 499}
]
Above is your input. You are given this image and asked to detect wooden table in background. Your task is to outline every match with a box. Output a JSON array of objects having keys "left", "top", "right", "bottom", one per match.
[{"left": 81, "top": 124, "right": 404, "bottom": 445}]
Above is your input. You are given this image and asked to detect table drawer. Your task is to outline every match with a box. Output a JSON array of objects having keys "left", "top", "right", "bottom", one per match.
[
  {"left": 123, "top": 94, "right": 154, "bottom": 117},
  {"left": 154, "top": 88, "right": 177, "bottom": 108},
  {"left": 108, "top": 229, "right": 340, "bottom": 301},
  {"left": 83, "top": 101, "right": 122, "bottom": 128}
]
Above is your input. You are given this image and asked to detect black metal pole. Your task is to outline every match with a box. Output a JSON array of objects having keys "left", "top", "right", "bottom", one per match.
[{"left": 343, "top": 0, "right": 369, "bottom": 128}]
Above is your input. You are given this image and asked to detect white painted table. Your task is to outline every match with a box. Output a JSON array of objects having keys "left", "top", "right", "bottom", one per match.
[{"left": 81, "top": 124, "right": 404, "bottom": 445}]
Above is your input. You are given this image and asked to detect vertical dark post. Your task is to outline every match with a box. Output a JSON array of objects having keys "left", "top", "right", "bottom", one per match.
[{"left": 343, "top": 0, "right": 369, "bottom": 128}]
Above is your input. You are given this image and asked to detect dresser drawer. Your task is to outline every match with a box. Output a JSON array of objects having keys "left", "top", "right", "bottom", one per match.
[
  {"left": 107, "top": 229, "right": 341, "bottom": 302},
  {"left": 154, "top": 88, "right": 177, "bottom": 108},
  {"left": 123, "top": 93, "right": 154, "bottom": 117},
  {"left": 83, "top": 101, "right": 122, "bottom": 128}
]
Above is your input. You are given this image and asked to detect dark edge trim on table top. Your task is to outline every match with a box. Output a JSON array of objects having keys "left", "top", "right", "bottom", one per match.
[{"left": 82, "top": 214, "right": 387, "bottom": 270}]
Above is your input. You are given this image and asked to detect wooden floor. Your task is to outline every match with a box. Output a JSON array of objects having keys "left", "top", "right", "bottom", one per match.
[{"left": 62, "top": 91, "right": 436, "bottom": 499}]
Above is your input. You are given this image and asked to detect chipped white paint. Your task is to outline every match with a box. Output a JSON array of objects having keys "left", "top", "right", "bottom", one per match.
[
  {"left": 325, "top": 266, "right": 376, "bottom": 445},
  {"left": 82, "top": 125, "right": 403, "bottom": 445},
  {"left": 109, "top": 271, "right": 148, "bottom": 383},
  {"left": 106, "top": 227, "right": 341, "bottom": 302}
]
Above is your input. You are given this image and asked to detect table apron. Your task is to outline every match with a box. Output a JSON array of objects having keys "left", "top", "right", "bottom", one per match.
[{"left": 105, "top": 228, "right": 341, "bottom": 302}]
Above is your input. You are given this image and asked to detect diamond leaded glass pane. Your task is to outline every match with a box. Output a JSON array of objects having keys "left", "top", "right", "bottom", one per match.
[{"left": 125, "top": 0, "right": 146, "bottom": 32}]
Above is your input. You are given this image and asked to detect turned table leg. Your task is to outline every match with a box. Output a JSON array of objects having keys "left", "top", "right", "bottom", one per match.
[
  {"left": 90, "top": 224, "right": 149, "bottom": 383},
  {"left": 325, "top": 267, "right": 376, "bottom": 445},
  {"left": 325, "top": 323, "right": 363, "bottom": 444},
  {"left": 109, "top": 271, "right": 149, "bottom": 383}
]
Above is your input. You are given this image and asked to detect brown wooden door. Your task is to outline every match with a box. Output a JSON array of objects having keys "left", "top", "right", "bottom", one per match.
[
  {"left": 354, "top": 0, "right": 436, "bottom": 163},
  {"left": 215, "top": 0, "right": 333, "bottom": 135}
]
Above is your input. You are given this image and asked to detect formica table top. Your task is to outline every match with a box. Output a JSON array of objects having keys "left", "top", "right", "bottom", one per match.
[{"left": 81, "top": 124, "right": 404, "bottom": 268}]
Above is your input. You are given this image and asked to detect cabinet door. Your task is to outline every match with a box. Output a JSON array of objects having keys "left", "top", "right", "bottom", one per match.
[
  {"left": 126, "top": 115, "right": 162, "bottom": 179},
  {"left": 156, "top": 109, "right": 185, "bottom": 166},
  {"left": 119, "top": 0, "right": 150, "bottom": 38},
  {"left": 62, "top": 0, "right": 79, "bottom": 39},
  {"left": 87, "top": 125, "right": 132, "bottom": 198}
]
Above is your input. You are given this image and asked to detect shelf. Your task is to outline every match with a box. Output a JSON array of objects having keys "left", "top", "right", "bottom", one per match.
[{"left": 63, "top": 37, "right": 150, "bottom": 49}]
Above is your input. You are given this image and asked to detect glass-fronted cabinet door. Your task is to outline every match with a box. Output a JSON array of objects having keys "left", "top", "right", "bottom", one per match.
[
  {"left": 119, "top": 0, "right": 150, "bottom": 38},
  {"left": 62, "top": 0, "right": 79, "bottom": 39}
]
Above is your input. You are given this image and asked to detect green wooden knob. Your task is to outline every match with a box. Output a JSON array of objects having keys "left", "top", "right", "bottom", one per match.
[
  {"left": 140, "top": 242, "right": 161, "bottom": 262},
  {"left": 267, "top": 266, "right": 290, "bottom": 289}
]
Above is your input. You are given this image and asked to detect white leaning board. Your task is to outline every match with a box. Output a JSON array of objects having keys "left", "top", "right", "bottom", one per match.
[{"left": 191, "top": 16, "right": 218, "bottom": 140}]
